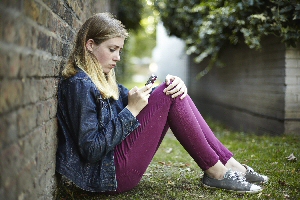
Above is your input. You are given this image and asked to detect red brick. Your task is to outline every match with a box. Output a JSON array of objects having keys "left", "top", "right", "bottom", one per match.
[
  {"left": 0, "top": 50, "right": 8, "bottom": 78},
  {"left": 18, "top": 23, "right": 28, "bottom": 47},
  {"left": 40, "top": 78, "right": 58, "bottom": 100},
  {"left": 3, "top": 18, "right": 16, "bottom": 44},
  {"left": 36, "top": 102, "right": 48, "bottom": 125},
  {"left": 21, "top": 54, "right": 41, "bottom": 77},
  {"left": 17, "top": 105, "right": 37, "bottom": 137},
  {"left": 0, "top": 143, "right": 22, "bottom": 200},
  {"left": 7, "top": 52, "right": 20, "bottom": 77},
  {"left": 38, "top": 6, "right": 49, "bottom": 26},
  {"left": 17, "top": 161, "right": 37, "bottom": 199},
  {"left": 1, "top": 0, "right": 23, "bottom": 10},
  {"left": 0, "top": 79, "right": 23, "bottom": 113},
  {"left": 0, "top": 112, "right": 17, "bottom": 150},
  {"left": 24, "top": 0, "right": 40, "bottom": 21},
  {"left": 29, "top": 27, "right": 38, "bottom": 50},
  {"left": 22, "top": 78, "right": 39, "bottom": 104},
  {"left": 49, "top": 98, "right": 58, "bottom": 119},
  {"left": 37, "top": 31, "right": 51, "bottom": 51}
]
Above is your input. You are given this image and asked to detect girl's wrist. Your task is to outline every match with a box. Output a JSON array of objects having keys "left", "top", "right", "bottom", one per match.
[{"left": 126, "top": 105, "right": 139, "bottom": 117}]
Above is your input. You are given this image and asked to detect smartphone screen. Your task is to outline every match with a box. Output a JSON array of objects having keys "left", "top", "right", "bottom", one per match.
[{"left": 145, "top": 74, "right": 157, "bottom": 85}]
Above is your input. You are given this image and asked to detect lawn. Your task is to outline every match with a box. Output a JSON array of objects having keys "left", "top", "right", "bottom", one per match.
[{"left": 56, "top": 118, "right": 300, "bottom": 200}]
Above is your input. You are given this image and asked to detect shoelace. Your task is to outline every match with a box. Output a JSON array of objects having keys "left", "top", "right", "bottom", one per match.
[
  {"left": 246, "top": 166, "right": 264, "bottom": 178},
  {"left": 226, "top": 170, "right": 249, "bottom": 186}
]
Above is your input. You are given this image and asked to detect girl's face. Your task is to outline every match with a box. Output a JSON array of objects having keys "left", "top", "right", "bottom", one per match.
[{"left": 87, "top": 37, "right": 125, "bottom": 74}]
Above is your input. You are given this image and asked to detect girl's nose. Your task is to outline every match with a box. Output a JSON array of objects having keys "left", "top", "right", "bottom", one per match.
[{"left": 113, "top": 52, "right": 121, "bottom": 61}]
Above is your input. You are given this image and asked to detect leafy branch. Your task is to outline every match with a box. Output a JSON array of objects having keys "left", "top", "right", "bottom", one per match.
[{"left": 154, "top": 0, "right": 300, "bottom": 77}]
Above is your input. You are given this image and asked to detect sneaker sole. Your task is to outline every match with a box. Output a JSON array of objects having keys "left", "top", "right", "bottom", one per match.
[
  {"left": 248, "top": 180, "right": 268, "bottom": 184},
  {"left": 202, "top": 183, "right": 263, "bottom": 194},
  {"left": 247, "top": 178, "right": 269, "bottom": 184}
]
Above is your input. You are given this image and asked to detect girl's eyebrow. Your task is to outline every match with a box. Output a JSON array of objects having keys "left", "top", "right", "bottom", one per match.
[{"left": 109, "top": 45, "right": 123, "bottom": 49}]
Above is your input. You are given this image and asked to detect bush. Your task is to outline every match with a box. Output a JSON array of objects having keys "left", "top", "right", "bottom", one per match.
[{"left": 154, "top": 0, "right": 300, "bottom": 76}]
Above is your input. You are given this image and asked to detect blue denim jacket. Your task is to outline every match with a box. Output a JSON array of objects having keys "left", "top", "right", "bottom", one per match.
[{"left": 56, "top": 68, "right": 140, "bottom": 192}]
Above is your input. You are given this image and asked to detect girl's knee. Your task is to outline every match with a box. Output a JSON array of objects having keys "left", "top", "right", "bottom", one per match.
[{"left": 116, "top": 170, "right": 143, "bottom": 193}]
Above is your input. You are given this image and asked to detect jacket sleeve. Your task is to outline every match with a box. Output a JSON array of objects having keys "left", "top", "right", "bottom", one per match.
[
  {"left": 67, "top": 80, "right": 140, "bottom": 163},
  {"left": 118, "top": 84, "right": 129, "bottom": 106}
]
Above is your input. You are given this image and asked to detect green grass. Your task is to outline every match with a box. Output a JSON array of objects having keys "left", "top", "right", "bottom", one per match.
[{"left": 56, "top": 119, "right": 300, "bottom": 200}]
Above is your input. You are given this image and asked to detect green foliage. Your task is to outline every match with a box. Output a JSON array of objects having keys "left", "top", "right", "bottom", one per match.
[
  {"left": 115, "top": 0, "right": 158, "bottom": 82},
  {"left": 154, "top": 0, "right": 300, "bottom": 77},
  {"left": 117, "top": 0, "right": 143, "bottom": 31},
  {"left": 114, "top": 0, "right": 144, "bottom": 81}
]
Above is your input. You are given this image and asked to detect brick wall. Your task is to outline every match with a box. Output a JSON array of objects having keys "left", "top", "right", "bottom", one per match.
[
  {"left": 189, "top": 36, "right": 300, "bottom": 135},
  {"left": 0, "top": 0, "right": 111, "bottom": 199}
]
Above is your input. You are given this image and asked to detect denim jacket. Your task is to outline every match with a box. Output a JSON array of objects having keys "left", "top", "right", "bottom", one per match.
[{"left": 56, "top": 68, "right": 140, "bottom": 192}]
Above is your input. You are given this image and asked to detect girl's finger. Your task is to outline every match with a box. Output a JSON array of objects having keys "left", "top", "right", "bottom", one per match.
[
  {"left": 180, "top": 87, "right": 188, "bottom": 99},
  {"left": 167, "top": 81, "right": 184, "bottom": 94},
  {"left": 129, "top": 86, "right": 139, "bottom": 95}
]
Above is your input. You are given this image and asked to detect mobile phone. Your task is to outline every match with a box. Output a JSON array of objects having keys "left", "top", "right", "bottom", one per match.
[{"left": 145, "top": 74, "right": 157, "bottom": 85}]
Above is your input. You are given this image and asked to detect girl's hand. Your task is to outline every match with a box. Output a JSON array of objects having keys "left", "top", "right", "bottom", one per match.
[
  {"left": 163, "top": 74, "right": 188, "bottom": 99},
  {"left": 126, "top": 84, "right": 154, "bottom": 117}
]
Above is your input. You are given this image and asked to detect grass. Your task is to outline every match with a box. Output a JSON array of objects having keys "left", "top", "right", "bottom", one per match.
[{"left": 56, "top": 118, "right": 300, "bottom": 200}]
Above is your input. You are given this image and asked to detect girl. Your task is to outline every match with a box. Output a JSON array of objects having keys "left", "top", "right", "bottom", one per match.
[{"left": 56, "top": 12, "right": 268, "bottom": 194}]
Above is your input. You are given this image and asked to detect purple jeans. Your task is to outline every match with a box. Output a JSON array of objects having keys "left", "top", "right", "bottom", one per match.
[{"left": 112, "top": 84, "right": 233, "bottom": 193}]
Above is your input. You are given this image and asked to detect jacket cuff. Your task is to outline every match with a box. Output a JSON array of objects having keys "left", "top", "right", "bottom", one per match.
[{"left": 119, "top": 107, "right": 140, "bottom": 139}]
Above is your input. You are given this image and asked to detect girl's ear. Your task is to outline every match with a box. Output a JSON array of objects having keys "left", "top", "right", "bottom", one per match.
[{"left": 85, "top": 39, "right": 94, "bottom": 52}]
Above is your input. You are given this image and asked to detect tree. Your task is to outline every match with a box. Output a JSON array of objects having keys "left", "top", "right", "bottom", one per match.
[
  {"left": 154, "top": 0, "right": 300, "bottom": 77},
  {"left": 116, "top": 0, "right": 158, "bottom": 82},
  {"left": 113, "top": 0, "right": 144, "bottom": 80}
]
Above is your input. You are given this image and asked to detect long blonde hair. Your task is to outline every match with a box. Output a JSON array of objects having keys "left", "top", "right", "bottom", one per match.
[{"left": 62, "top": 13, "right": 129, "bottom": 100}]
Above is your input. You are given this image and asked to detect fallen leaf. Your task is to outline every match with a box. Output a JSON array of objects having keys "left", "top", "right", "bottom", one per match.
[
  {"left": 286, "top": 153, "right": 297, "bottom": 161},
  {"left": 165, "top": 148, "right": 173, "bottom": 154},
  {"left": 143, "top": 173, "right": 152, "bottom": 177},
  {"left": 167, "top": 180, "right": 175, "bottom": 185},
  {"left": 278, "top": 180, "right": 287, "bottom": 186},
  {"left": 158, "top": 161, "right": 165, "bottom": 165},
  {"left": 257, "top": 192, "right": 262, "bottom": 198}
]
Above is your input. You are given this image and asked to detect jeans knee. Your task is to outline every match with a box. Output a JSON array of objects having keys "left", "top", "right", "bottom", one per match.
[{"left": 116, "top": 169, "right": 143, "bottom": 193}]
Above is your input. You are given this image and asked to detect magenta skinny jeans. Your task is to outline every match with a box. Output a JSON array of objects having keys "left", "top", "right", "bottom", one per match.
[{"left": 112, "top": 83, "right": 233, "bottom": 193}]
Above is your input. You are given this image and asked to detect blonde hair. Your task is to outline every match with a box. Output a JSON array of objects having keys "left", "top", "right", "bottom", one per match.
[{"left": 62, "top": 13, "right": 129, "bottom": 100}]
